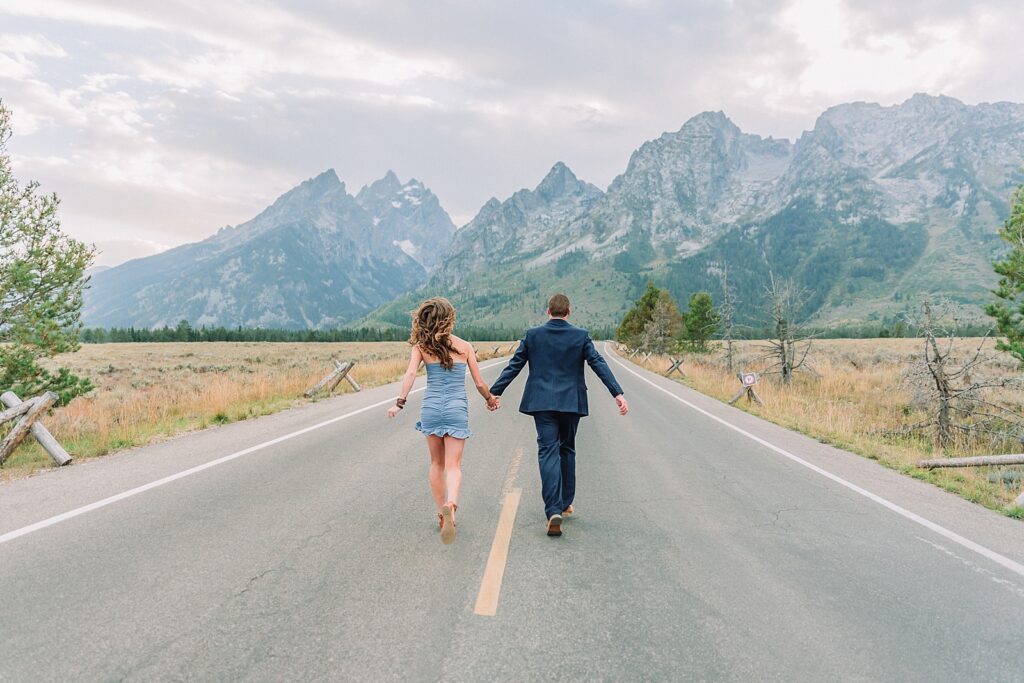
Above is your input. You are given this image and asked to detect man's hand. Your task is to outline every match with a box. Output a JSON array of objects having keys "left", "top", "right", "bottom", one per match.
[
  {"left": 386, "top": 405, "right": 401, "bottom": 419},
  {"left": 487, "top": 395, "right": 501, "bottom": 411},
  {"left": 615, "top": 394, "right": 629, "bottom": 416}
]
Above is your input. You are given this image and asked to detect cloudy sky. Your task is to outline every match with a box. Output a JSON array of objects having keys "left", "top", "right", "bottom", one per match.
[{"left": 1, "top": 0, "right": 1020, "bottom": 266}]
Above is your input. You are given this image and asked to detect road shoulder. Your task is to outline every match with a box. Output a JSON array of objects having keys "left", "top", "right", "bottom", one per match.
[{"left": 606, "top": 344, "right": 1024, "bottom": 569}]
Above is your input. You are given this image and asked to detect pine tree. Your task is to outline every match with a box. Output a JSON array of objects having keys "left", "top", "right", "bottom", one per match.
[
  {"left": 683, "top": 291, "right": 720, "bottom": 353},
  {"left": 617, "top": 281, "right": 661, "bottom": 347},
  {"left": 639, "top": 290, "right": 685, "bottom": 354},
  {"left": 0, "top": 101, "right": 94, "bottom": 403},
  {"left": 986, "top": 184, "right": 1024, "bottom": 365}
]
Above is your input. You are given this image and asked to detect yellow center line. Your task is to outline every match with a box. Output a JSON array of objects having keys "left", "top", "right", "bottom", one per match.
[{"left": 474, "top": 487, "right": 522, "bottom": 617}]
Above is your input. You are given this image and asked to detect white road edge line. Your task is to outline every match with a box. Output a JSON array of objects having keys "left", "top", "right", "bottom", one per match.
[
  {"left": 0, "top": 359, "right": 508, "bottom": 547},
  {"left": 605, "top": 345, "right": 1024, "bottom": 579}
]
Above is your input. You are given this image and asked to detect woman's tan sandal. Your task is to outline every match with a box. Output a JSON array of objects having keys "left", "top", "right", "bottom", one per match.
[{"left": 440, "top": 502, "right": 457, "bottom": 545}]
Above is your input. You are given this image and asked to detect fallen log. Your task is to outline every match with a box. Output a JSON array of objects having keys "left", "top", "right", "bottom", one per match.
[{"left": 918, "top": 454, "right": 1024, "bottom": 469}]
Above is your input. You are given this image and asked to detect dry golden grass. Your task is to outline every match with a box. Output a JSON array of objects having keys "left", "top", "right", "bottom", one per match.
[
  {"left": 630, "top": 338, "right": 1024, "bottom": 516},
  {"left": 2, "top": 341, "right": 515, "bottom": 480}
]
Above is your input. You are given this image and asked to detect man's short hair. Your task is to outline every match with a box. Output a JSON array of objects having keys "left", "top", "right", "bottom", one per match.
[{"left": 548, "top": 293, "right": 570, "bottom": 317}]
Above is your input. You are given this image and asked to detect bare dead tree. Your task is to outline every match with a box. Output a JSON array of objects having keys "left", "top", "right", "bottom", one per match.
[
  {"left": 720, "top": 264, "right": 737, "bottom": 373},
  {"left": 900, "top": 297, "right": 1024, "bottom": 451},
  {"left": 759, "top": 272, "right": 814, "bottom": 385}
]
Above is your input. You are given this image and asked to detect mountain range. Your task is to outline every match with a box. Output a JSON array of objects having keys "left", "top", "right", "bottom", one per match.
[
  {"left": 85, "top": 94, "right": 1024, "bottom": 331},
  {"left": 84, "top": 169, "right": 454, "bottom": 329}
]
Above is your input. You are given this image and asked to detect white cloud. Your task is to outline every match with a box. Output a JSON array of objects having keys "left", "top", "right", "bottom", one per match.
[
  {"left": 0, "top": 53, "right": 34, "bottom": 80},
  {"left": 0, "top": 0, "right": 163, "bottom": 30},
  {"left": 780, "top": 0, "right": 980, "bottom": 99},
  {"left": 0, "top": 33, "right": 66, "bottom": 57},
  {"left": 0, "top": 33, "right": 67, "bottom": 83}
]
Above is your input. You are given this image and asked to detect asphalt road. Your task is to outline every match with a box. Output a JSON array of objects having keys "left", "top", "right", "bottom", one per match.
[{"left": 2, "top": 346, "right": 1024, "bottom": 682}]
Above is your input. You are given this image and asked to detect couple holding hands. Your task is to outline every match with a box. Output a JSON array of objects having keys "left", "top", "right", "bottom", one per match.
[{"left": 387, "top": 294, "right": 628, "bottom": 544}]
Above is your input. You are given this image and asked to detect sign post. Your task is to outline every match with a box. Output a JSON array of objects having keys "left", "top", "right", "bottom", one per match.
[{"left": 728, "top": 371, "right": 762, "bottom": 405}]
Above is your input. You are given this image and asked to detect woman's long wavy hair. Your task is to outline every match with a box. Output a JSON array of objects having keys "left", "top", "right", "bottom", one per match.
[{"left": 410, "top": 297, "right": 459, "bottom": 370}]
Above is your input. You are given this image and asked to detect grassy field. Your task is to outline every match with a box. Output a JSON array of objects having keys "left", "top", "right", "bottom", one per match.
[
  {"left": 628, "top": 338, "right": 1024, "bottom": 517},
  {"left": 1, "top": 341, "right": 514, "bottom": 481}
]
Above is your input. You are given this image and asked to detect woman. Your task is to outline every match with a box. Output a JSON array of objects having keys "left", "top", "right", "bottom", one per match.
[{"left": 387, "top": 298, "right": 498, "bottom": 544}]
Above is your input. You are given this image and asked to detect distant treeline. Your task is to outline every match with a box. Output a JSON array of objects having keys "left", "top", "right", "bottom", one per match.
[
  {"left": 734, "top": 321, "right": 994, "bottom": 340},
  {"left": 79, "top": 321, "right": 616, "bottom": 344},
  {"left": 78, "top": 319, "right": 989, "bottom": 344}
]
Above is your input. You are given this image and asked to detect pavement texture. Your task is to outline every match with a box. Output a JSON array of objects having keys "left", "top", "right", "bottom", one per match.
[{"left": 1, "top": 347, "right": 1023, "bottom": 682}]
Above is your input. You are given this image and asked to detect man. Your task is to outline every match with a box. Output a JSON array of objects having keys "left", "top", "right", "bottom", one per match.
[{"left": 490, "top": 294, "right": 629, "bottom": 537}]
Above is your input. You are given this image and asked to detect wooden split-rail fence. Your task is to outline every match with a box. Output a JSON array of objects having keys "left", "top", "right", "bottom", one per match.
[
  {"left": 919, "top": 453, "right": 1024, "bottom": 507},
  {"left": 618, "top": 345, "right": 686, "bottom": 379},
  {"left": 305, "top": 360, "right": 361, "bottom": 398},
  {"left": 0, "top": 391, "right": 72, "bottom": 467}
]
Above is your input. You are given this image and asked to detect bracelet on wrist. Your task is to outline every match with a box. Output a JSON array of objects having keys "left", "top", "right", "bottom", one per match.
[{"left": 396, "top": 397, "right": 407, "bottom": 409}]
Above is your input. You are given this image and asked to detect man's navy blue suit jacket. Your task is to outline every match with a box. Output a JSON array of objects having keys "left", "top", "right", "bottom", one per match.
[{"left": 489, "top": 318, "right": 624, "bottom": 416}]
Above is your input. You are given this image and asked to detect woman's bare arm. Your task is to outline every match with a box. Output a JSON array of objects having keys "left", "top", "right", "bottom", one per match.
[
  {"left": 464, "top": 342, "right": 492, "bottom": 400},
  {"left": 455, "top": 337, "right": 496, "bottom": 408},
  {"left": 387, "top": 346, "right": 422, "bottom": 418}
]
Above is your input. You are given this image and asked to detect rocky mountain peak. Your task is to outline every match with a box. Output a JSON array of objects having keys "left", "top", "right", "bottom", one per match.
[
  {"left": 303, "top": 168, "right": 344, "bottom": 195},
  {"left": 269, "top": 168, "right": 348, "bottom": 209},
  {"left": 902, "top": 92, "right": 966, "bottom": 114},
  {"left": 313, "top": 167, "right": 341, "bottom": 184},
  {"left": 680, "top": 110, "right": 738, "bottom": 133},
  {"left": 352, "top": 171, "right": 455, "bottom": 271},
  {"left": 357, "top": 170, "right": 402, "bottom": 199},
  {"left": 535, "top": 162, "right": 600, "bottom": 201}
]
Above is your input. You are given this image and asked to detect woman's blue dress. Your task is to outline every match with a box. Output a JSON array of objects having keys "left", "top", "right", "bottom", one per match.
[{"left": 415, "top": 362, "right": 471, "bottom": 439}]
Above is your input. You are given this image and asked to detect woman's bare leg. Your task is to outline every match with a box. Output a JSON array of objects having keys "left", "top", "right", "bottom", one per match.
[
  {"left": 426, "top": 436, "right": 446, "bottom": 512},
  {"left": 443, "top": 435, "right": 465, "bottom": 506}
]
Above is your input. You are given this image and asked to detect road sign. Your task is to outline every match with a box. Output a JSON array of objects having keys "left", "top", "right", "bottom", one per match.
[{"left": 730, "top": 371, "right": 763, "bottom": 406}]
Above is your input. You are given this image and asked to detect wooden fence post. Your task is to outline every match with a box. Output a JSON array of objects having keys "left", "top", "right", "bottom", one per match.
[
  {"left": 728, "top": 372, "right": 762, "bottom": 406},
  {"left": 325, "top": 361, "right": 353, "bottom": 393},
  {"left": 306, "top": 359, "right": 359, "bottom": 397},
  {"left": 0, "top": 391, "right": 71, "bottom": 467},
  {"left": 666, "top": 358, "right": 686, "bottom": 378},
  {"left": 344, "top": 363, "right": 361, "bottom": 392},
  {"left": 0, "top": 399, "right": 35, "bottom": 425}
]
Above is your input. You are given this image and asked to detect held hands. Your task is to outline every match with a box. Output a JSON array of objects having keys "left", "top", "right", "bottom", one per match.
[
  {"left": 615, "top": 394, "right": 629, "bottom": 416},
  {"left": 486, "top": 395, "right": 501, "bottom": 412}
]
